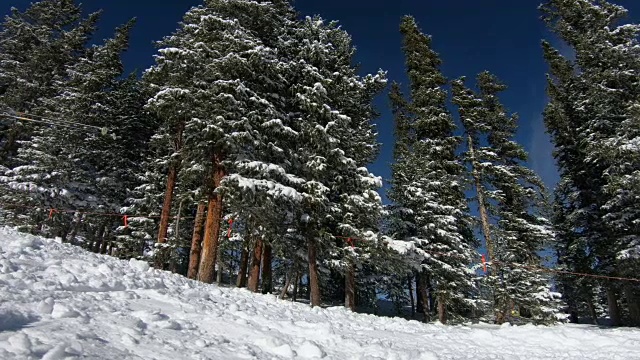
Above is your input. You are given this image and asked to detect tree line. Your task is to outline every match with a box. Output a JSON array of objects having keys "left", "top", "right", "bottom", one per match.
[{"left": 0, "top": 0, "right": 638, "bottom": 326}]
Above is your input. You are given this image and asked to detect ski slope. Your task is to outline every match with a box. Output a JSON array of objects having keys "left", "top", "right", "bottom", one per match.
[{"left": 0, "top": 228, "right": 638, "bottom": 360}]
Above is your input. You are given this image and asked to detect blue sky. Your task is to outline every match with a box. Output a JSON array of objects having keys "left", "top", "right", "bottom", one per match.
[{"left": 4, "top": 0, "right": 640, "bottom": 202}]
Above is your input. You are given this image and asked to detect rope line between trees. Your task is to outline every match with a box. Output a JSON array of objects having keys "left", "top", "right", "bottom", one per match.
[{"left": 1, "top": 202, "right": 639, "bottom": 283}]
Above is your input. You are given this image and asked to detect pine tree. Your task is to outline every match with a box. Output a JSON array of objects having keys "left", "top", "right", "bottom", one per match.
[
  {"left": 453, "top": 72, "right": 564, "bottom": 324},
  {"left": 0, "top": 19, "right": 136, "bottom": 242},
  {"left": 146, "top": 0, "right": 298, "bottom": 283},
  {"left": 0, "top": 0, "right": 100, "bottom": 167},
  {"left": 541, "top": 0, "right": 640, "bottom": 326},
  {"left": 389, "top": 16, "right": 477, "bottom": 323}
]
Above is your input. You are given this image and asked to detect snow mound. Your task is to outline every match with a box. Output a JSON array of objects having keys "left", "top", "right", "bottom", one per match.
[{"left": 0, "top": 227, "right": 638, "bottom": 359}]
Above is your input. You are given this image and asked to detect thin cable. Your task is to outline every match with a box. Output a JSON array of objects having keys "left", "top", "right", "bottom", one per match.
[
  {"left": 1, "top": 201, "right": 639, "bottom": 283},
  {"left": 1, "top": 113, "right": 93, "bottom": 132},
  {"left": 14, "top": 111, "right": 104, "bottom": 131}
]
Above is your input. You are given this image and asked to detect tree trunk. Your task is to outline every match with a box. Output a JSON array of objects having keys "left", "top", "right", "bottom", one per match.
[
  {"left": 156, "top": 124, "right": 184, "bottom": 246},
  {"left": 408, "top": 275, "right": 415, "bottom": 318},
  {"left": 236, "top": 242, "right": 250, "bottom": 287},
  {"left": 345, "top": 260, "right": 356, "bottom": 311},
  {"left": 92, "top": 222, "right": 107, "bottom": 253},
  {"left": 624, "top": 284, "right": 640, "bottom": 326},
  {"left": 157, "top": 163, "right": 178, "bottom": 244},
  {"left": 587, "top": 298, "right": 600, "bottom": 325},
  {"left": 292, "top": 271, "right": 301, "bottom": 302},
  {"left": 308, "top": 240, "right": 321, "bottom": 307},
  {"left": 187, "top": 202, "right": 206, "bottom": 280},
  {"left": 437, "top": 294, "right": 447, "bottom": 324},
  {"left": 417, "top": 270, "right": 430, "bottom": 322},
  {"left": 606, "top": 287, "right": 621, "bottom": 326},
  {"left": 66, "top": 213, "right": 83, "bottom": 245},
  {"left": 468, "top": 135, "right": 496, "bottom": 270},
  {"left": 216, "top": 245, "right": 224, "bottom": 285},
  {"left": 155, "top": 163, "right": 178, "bottom": 269},
  {"left": 247, "top": 237, "right": 263, "bottom": 292},
  {"left": 261, "top": 242, "right": 273, "bottom": 294},
  {"left": 469, "top": 134, "right": 501, "bottom": 321},
  {"left": 416, "top": 272, "right": 424, "bottom": 313},
  {"left": 99, "top": 240, "right": 109, "bottom": 255},
  {"left": 280, "top": 269, "right": 294, "bottom": 300},
  {"left": 197, "top": 154, "right": 225, "bottom": 284}
]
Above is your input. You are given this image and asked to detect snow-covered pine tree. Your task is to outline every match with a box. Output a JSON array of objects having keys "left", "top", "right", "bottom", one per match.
[
  {"left": 300, "top": 24, "right": 387, "bottom": 310},
  {"left": 147, "top": 0, "right": 296, "bottom": 283},
  {"left": 0, "top": 0, "right": 100, "bottom": 167},
  {"left": 541, "top": 39, "right": 598, "bottom": 323},
  {"left": 0, "top": 19, "right": 135, "bottom": 243},
  {"left": 453, "top": 72, "right": 564, "bottom": 324},
  {"left": 276, "top": 16, "right": 388, "bottom": 307},
  {"left": 106, "top": 76, "right": 161, "bottom": 259},
  {"left": 389, "top": 16, "right": 477, "bottom": 324},
  {"left": 541, "top": 0, "right": 640, "bottom": 326},
  {"left": 386, "top": 82, "right": 425, "bottom": 316}
]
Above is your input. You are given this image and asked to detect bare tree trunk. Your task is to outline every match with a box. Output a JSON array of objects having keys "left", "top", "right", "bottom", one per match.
[
  {"left": 187, "top": 202, "right": 206, "bottom": 280},
  {"left": 66, "top": 213, "right": 83, "bottom": 245},
  {"left": 197, "top": 154, "right": 225, "bottom": 284},
  {"left": 437, "top": 294, "right": 447, "bottom": 324},
  {"left": 280, "top": 266, "right": 294, "bottom": 300},
  {"left": 468, "top": 135, "right": 496, "bottom": 268},
  {"left": 100, "top": 226, "right": 111, "bottom": 255},
  {"left": 416, "top": 272, "right": 424, "bottom": 314},
  {"left": 157, "top": 124, "right": 184, "bottom": 247},
  {"left": 92, "top": 222, "right": 107, "bottom": 253},
  {"left": 624, "top": 284, "right": 640, "bottom": 326},
  {"left": 92, "top": 240, "right": 101, "bottom": 253},
  {"left": 345, "top": 260, "right": 356, "bottom": 311},
  {"left": 216, "top": 243, "right": 224, "bottom": 285},
  {"left": 469, "top": 135, "right": 504, "bottom": 321},
  {"left": 292, "top": 271, "right": 301, "bottom": 302},
  {"left": 236, "top": 242, "right": 250, "bottom": 287},
  {"left": 247, "top": 237, "right": 263, "bottom": 292},
  {"left": 261, "top": 242, "right": 273, "bottom": 294},
  {"left": 607, "top": 287, "right": 622, "bottom": 326},
  {"left": 308, "top": 240, "right": 321, "bottom": 307},
  {"left": 408, "top": 275, "right": 415, "bottom": 318},
  {"left": 417, "top": 270, "right": 430, "bottom": 322},
  {"left": 587, "top": 298, "right": 600, "bottom": 325}
]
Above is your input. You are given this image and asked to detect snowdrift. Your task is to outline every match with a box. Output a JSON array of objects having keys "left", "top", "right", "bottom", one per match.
[{"left": 0, "top": 228, "right": 638, "bottom": 359}]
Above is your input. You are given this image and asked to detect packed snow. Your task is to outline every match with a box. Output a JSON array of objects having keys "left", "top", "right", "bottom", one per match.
[{"left": 1, "top": 228, "right": 638, "bottom": 360}]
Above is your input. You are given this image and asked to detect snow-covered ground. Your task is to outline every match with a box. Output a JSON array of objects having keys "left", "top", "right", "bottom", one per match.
[{"left": 1, "top": 228, "right": 639, "bottom": 360}]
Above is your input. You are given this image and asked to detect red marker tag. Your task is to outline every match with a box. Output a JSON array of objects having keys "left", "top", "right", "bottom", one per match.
[{"left": 227, "top": 218, "right": 234, "bottom": 238}]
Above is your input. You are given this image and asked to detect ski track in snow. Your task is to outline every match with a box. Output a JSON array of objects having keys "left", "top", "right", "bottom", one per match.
[{"left": 0, "top": 228, "right": 639, "bottom": 360}]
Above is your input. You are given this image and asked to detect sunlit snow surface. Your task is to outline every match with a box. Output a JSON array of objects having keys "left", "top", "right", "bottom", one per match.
[{"left": 1, "top": 227, "right": 638, "bottom": 359}]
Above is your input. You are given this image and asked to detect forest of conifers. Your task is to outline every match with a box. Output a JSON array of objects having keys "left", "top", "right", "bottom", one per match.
[{"left": 0, "top": 0, "right": 639, "bottom": 326}]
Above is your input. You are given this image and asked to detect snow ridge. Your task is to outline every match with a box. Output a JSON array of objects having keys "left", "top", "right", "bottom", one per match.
[{"left": 1, "top": 228, "right": 638, "bottom": 359}]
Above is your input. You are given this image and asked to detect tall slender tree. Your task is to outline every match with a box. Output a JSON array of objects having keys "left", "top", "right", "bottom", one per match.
[
  {"left": 388, "top": 16, "right": 477, "bottom": 323},
  {"left": 453, "top": 72, "right": 563, "bottom": 324}
]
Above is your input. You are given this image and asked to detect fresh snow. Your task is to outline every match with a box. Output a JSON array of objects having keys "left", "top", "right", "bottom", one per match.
[{"left": 1, "top": 228, "right": 639, "bottom": 360}]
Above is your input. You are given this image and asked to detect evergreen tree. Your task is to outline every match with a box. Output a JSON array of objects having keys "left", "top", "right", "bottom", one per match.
[
  {"left": 389, "top": 16, "right": 477, "bottom": 323},
  {"left": 0, "top": 0, "right": 100, "bottom": 166},
  {"left": 453, "top": 72, "right": 564, "bottom": 324},
  {"left": 146, "top": 0, "right": 300, "bottom": 282},
  {"left": 541, "top": 0, "right": 640, "bottom": 325},
  {"left": 0, "top": 19, "right": 136, "bottom": 243}
]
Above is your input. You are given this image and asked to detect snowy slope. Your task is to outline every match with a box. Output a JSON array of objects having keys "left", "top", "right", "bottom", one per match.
[{"left": 1, "top": 228, "right": 638, "bottom": 360}]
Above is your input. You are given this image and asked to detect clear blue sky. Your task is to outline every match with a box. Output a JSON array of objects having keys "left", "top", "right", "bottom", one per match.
[{"left": 5, "top": 0, "right": 640, "bottom": 201}]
